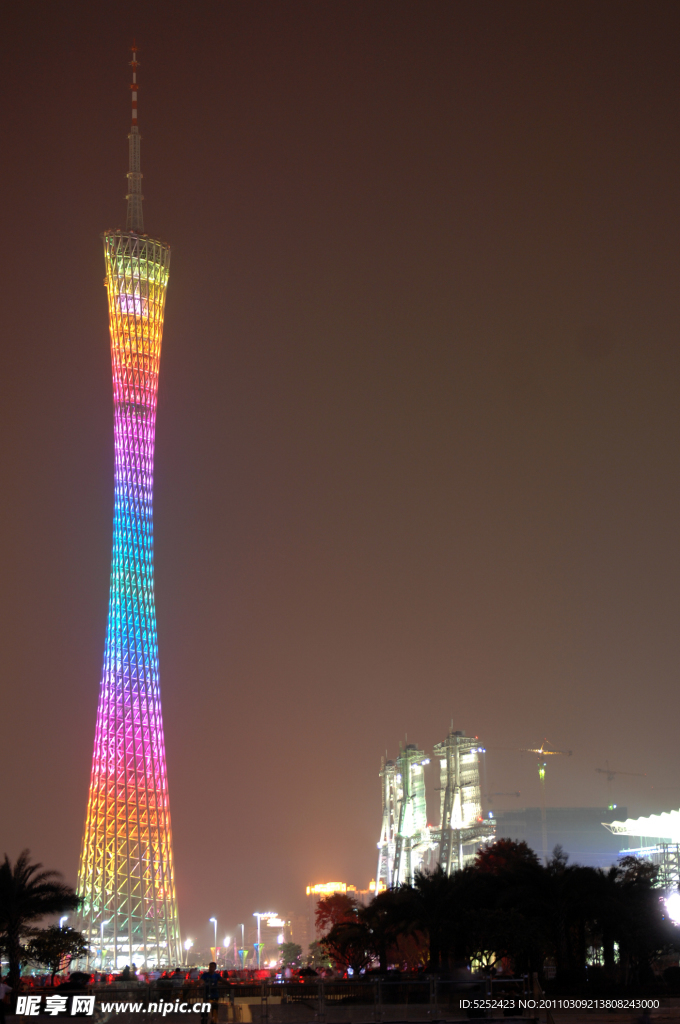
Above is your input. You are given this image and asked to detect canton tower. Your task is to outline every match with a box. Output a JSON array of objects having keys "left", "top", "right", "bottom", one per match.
[{"left": 78, "top": 47, "right": 181, "bottom": 969}]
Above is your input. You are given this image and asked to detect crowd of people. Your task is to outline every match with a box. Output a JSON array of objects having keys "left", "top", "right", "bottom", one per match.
[
  {"left": 11, "top": 963, "right": 280, "bottom": 990},
  {"left": 0, "top": 964, "right": 236, "bottom": 1024}
]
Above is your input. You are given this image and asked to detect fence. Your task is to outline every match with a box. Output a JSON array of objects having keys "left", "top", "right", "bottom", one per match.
[{"left": 16, "top": 977, "right": 533, "bottom": 1023}]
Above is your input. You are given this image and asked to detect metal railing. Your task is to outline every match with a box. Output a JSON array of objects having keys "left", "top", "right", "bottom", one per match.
[{"left": 15, "top": 976, "right": 533, "bottom": 1022}]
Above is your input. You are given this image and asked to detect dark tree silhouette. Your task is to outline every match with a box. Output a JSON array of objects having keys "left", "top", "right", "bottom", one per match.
[
  {"left": 315, "top": 893, "right": 358, "bottom": 934},
  {"left": 0, "top": 851, "right": 81, "bottom": 989},
  {"left": 359, "top": 888, "right": 413, "bottom": 972},
  {"left": 614, "top": 856, "right": 675, "bottom": 985},
  {"left": 321, "top": 919, "right": 373, "bottom": 974},
  {"left": 474, "top": 839, "right": 540, "bottom": 874},
  {"left": 406, "top": 866, "right": 460, "bottom": 971},
  {"left": 317, "top": 844, "right": 678, "bottom": 985},
  {"left": 24, "top": 926, "right": 90, "bottom": 984}
]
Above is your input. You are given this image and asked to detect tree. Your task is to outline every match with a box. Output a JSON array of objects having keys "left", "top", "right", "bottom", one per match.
[
  {"left": 315, "top": 893, "right": 358, "bottom": 935},
  {"left": 461, "top": 907, "right": 527, "bottom": 972},
  {"left": 358, "top": 890, "right": 407, "bottom": 972},
  {"left": 278, "top": 942, "right": 303, "bottom": 970},
  {"left": 536, "top": 852, "right": 605, "bottom": 981},
  {"left": 474, "top": 839, "right": 540, "bottom": 874},
  {"left": 0, "top": 851, "right": 81, "bottom": 989},
  {"left": 389, "top": 932, "right": 428, "bottom": 971},
  {"left": 470, "top": 841, "right": 548, "bottom": 976},
  {"left": 306, "top": 940, "right": 332, "bottom": 972},
  {"left": 24, "top": 926, "right": 90, "bottom": 984},
  {"left": 400, "top": 866, "right": 463, "bottom": 972},
  {"left": 614, "top": 856, "right": 676, "bottom": 985},
  {"left": 316, "top": 892, "right": 372, "bottom": 973},
  {"left": 321, "top": 919, "right": 373, "bottom": 974}
]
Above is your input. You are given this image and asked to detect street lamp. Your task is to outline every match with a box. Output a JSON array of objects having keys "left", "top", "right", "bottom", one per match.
[
  {"left": 209, "top": 918, "right": 217, "bottom": 959},
  {"left": 183, "top": 939, "right": 193, "bottom": 967},
  {"left": 59, "top": 916, "right": 68, "bottom": 929},
  {"left": 253, "top": 914, "right": 270, "bottom": 969},
  {"left": 100, "top": 919, "right": 112, "bottom": 970}
]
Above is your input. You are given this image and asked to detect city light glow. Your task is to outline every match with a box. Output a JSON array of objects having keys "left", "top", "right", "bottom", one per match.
[{"left": 306, "top": 883, "right": 347, "bottom": 896}]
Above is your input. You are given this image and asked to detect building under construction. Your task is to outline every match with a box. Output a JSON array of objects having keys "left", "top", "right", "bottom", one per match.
[
  {"left": 603, "top": 809, "right": 680, "bottom": 890},
  {"left": 376, "top": 729, "right": 495, "bottom": 888},
  {"left": 377, "top": 744, "right": 431, "bottom": 887}
]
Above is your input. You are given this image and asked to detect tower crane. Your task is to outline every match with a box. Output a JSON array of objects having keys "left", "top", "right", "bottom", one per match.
[
  {"left": 595, "top": 761, "right": 645, "bottom": 812},
  {"left": 519, "top": 740, "right": 572, "bottom": 864}
]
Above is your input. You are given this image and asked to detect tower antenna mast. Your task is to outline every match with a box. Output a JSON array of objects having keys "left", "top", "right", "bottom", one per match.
[{"left": 126, "top": 43, "right": 144, "bottom": 232}]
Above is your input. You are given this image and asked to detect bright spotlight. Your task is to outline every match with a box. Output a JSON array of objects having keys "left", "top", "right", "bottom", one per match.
[{"left": 666, "top": 892, "right": 680, "bottom": 925}]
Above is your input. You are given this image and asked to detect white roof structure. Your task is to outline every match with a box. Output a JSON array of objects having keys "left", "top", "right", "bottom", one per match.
[{"left": 602, "top": 809, "right": 680, "bottom": 843}]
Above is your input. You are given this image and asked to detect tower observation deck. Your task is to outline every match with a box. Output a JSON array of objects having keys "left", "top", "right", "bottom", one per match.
[{"left": 77, "top": 47, "right": 181, "bottom": 969}]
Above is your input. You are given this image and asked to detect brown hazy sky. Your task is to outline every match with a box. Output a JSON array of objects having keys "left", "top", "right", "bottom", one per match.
[{"left": 3, "top": 0, "right": 680, "bottom": 947}]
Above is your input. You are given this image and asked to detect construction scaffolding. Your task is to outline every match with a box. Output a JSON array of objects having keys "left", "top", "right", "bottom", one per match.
[
  {"left": 603, "top": 808, "right": 680, "bottom": 891},
  {"left": 618, "top": 844, "right": 680, "bottom": 889},
  {"left": 433, "top": 730, "right": 495, "bottom": 874},
  {"left": 377, "top": 730, "right": 495, "bottom": 888},
  {"left": 377, "top": 745, "right": 434, "bottom": 887}
]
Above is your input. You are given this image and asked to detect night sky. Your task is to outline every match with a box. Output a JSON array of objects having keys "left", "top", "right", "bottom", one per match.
[{"left": 3, "top": 0, "right": 680, "bottom": 949}]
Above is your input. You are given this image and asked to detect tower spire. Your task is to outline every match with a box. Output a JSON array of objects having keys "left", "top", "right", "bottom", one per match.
[{"left": 126, "top": 43, "right": 144, "bottom": 232}]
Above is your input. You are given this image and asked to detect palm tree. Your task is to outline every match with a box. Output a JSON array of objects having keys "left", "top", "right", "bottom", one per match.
[
  {"left": 408, "top": 866, "right": 462, "bottom": 972},
  {"left": 0, "top": 850, "right": 81, "bottom": 989},
  {"left": 359, "top": 888, "right": 410, "bottom": 972}
]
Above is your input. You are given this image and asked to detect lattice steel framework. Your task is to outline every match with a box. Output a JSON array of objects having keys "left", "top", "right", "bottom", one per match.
[
  {"left": 376, "top": 729, "right": 496, "bottom": 888},
  {"left": 77, "top": 46, "right": 180, "bottom": 969},
  {"left": 433, "top": 729, "right": 494, "bottom": 875},
  {"left": 377, "top": 744, "right": 434, "bottom": 888}
]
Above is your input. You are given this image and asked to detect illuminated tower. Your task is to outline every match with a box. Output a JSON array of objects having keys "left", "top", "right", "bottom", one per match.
[
  {"left": 376, "top": 744, "right": 432, "bottom": 888},
  {"left": 434, "top": 729, "right": 494, "bottom": 874},
  {"left": 77, "top": 47, "right": 180, "bottom": 969}
]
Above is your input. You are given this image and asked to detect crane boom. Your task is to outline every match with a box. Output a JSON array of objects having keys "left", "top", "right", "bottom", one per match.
[
  {"left": 596, "top": 761, "right": 645, "bottom": 812},
  {"left": 520, "top": 740, "right": 572, "bottom": 864}
]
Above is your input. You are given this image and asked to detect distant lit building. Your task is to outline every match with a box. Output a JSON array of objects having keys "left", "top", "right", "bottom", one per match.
[
  {"left": 306, "top": 880, "right": 385, "bottom": 937},
  {"left": 603, "top": 808, "right": 680, "bottom": 889},
  {"left": 376, "top": 729, "right": 494, "bottom": 887},
  {"left": 493, "top": 806, "right": 628, "bottom": 868},
  {"left": 306, "top": 882, "right": 351, "bottom": 898},
  {"left": 377, "top": 744, "right": 433, "bottom": 887},
  {"left": 431, "top": 730, "right": 495, "bottom": 874}
]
